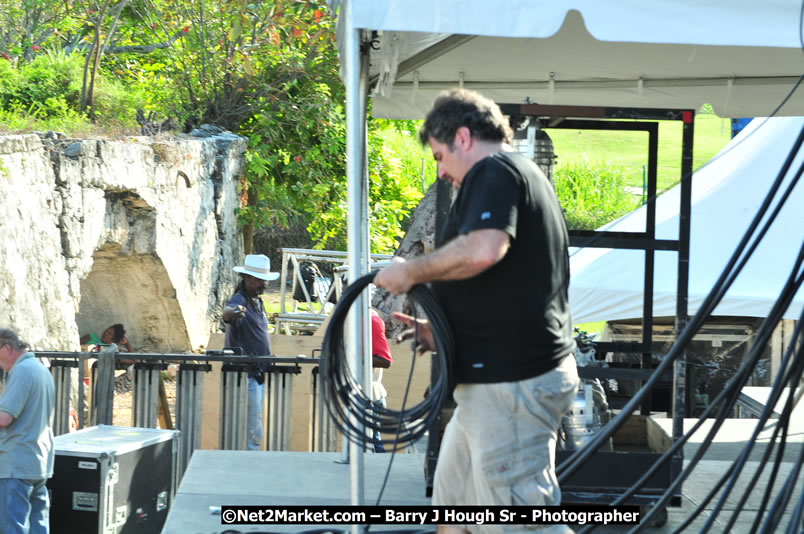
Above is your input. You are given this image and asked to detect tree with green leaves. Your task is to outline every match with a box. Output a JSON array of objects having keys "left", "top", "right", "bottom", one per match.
[{"left": 0, "top": 0, "right": 431, "bottom": 255}]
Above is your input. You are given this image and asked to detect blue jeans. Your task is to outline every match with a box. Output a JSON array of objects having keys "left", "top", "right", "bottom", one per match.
[
  {"left": 247, "top": 376, "right": 265, "bottom": 450},
  {"left": 372, "top": 398, "right": 387, "bottom": 453},
  {"left": 0, "top": 478, "right": 50, "bottom": 534}
]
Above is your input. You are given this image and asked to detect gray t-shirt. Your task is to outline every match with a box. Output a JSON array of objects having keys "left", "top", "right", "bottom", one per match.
[{"left": 0, "top": 352, "right": 55, "bottom": 479}]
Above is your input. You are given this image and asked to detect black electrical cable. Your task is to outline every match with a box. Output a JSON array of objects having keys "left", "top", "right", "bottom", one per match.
[
  {"left": 557, "top": 125, "right": 804, "bottom": 484},
  {"left": 372, "top": 304, "right": 422, "bottom": 508},
  {"left": 571, "top": 149, "right": 804, "bottom": 532},
  {"left": 563, "top": 0, "right": 804, "bottom": 493},
  {"left": 756, "top": 348, "right": 804, "bottom": 534},
  {"left": 673, "top": 299, "right": 802, "bottom": 534},
  {"left": 573, "top": 305, "right": 801, "bottom": 534},
  {"left": 675, "top": 313, "right": 804, "bottom": 534},
  {"left": 747, "top": 372, "right": 798, "bottom": 534},
  {"left": 321, "top": 271, "right": 453, "bottom": 451},
  {"left": 572, "top": 5, "right": 804, "bottom": 531},
  {"left": 705, "top": 306, "right": 804, "bottom": 532},
  {"left": 629, "top": 253, "right": 804, "bottom": 532},
  {"left": 761, "top": 439, "right": 804, "bottom": 534},
  {"left": 785, "top": 457, "right": 804, "bottom": 534},
  {"left": 639, "top": 243, "right": 804, "bottom": 531}
]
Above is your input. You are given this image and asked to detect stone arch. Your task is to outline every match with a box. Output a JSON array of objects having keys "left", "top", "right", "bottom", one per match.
[
  {"left": 76, "top": 190, "right": 191, "bottom": 353},
  {"left": 77, "top": 243, "right": 190, "bottom": 352}
]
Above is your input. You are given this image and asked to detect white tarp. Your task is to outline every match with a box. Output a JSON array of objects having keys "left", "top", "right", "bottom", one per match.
[
  {"left": 327, "top": 0, "right": 804, "bottom": 322},
  {"left": 331, "top": 0, "right": 804, "bottom": 118},
  {"left": 569, "top": 117, "right": 804, "bottom": 323}
]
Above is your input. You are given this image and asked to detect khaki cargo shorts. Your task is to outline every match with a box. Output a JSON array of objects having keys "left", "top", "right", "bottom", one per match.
[{"left": 432, "top": 355, "right": 580, "bottom": 533}]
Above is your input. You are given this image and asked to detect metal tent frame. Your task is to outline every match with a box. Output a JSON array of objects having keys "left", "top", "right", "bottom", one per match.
[{"left": 333, "top": 0, "right": 804, "bottom": 525}]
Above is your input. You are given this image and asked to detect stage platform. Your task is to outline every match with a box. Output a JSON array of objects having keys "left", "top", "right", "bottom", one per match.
[
  {"left": 162, "top": 450, "right": 433, "bottom": 533},
  {"left": 163, "top": 421, "right": 803, "bottom": 533}
]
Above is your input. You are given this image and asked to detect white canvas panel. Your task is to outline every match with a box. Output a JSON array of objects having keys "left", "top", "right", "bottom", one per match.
[{"left": 569, "top": 117, "right": 804, "bottom": 323}]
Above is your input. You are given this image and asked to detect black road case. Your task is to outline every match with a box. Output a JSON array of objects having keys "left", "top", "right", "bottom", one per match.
[{"left": 48, "top": 425, "right": 179, "bottom": 534}]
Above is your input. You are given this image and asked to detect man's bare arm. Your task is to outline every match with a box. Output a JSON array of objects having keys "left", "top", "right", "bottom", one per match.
[
  {"left": 375, "top": 229, "right": 510, "bottom": 295},
  {"left": 0, "top": 411, "right": 13, "bottom": 428},
  {"left": 223, "top": 304, "right": 247, "bottom": 323}
]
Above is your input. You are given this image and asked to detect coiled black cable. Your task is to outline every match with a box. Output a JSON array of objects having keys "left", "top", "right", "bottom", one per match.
[{"left": 320, "top": 271, "right": 453, "bottom": 451}]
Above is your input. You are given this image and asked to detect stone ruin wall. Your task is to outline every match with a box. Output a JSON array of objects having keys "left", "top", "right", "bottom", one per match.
[{"left": 0, "top": 128, "right": 246, "bottom": 353}]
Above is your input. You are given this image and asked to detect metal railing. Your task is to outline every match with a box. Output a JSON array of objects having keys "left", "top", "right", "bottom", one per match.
[
  {"left": 34, "top": 349, "right": 337, "bottom": 481},
  {"left": 276, "top": 248, "right": 392, "bottom": 334}
]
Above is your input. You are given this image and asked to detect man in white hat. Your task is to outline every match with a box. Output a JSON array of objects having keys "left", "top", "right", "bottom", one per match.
[{"left": 223, "top": 254, "right": 280, "bottom": 450}]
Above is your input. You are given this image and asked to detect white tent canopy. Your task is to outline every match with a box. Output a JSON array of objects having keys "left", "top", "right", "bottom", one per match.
[
  {"left": 332, "top": 0, "right": 804, "bottom": 119},
  {"left": 569, "top": 117, "right": 804, "bottom": 324},
  {"left": 329, "top": 0, "right": 804, "bottom": 507}
]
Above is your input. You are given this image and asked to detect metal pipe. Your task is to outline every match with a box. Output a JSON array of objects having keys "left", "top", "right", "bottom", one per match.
[
  {"left": 239, "top": 372, "right": 248, "bottom": 450},
  {"left": 359, "top": 41, "right": 373, "bottom": 455},
  {"left": 674, "top": 115, "right": 695, "bottom": 437},
  {"left": 271, "top": 373, "right": 281, "bottom": 450},
  {"left": 49, "top": 364, "right": 71, "bottom": 435},
  {"left": 283, "top": 373, "right": 293, "bottom": 450},
  {"left": 343, "top": 0, "right": 365, "bottom": 514},
  {"left": 36, "top": 352, "right": 319, "bottom": 365},
  {"left": 269, "top": 373, "right": 278, "bottom": 450},
  {"left": 641, "top": 123, "right": 659, "bottom": 415},
  {"left": 219, "top": 370, "right": 229, "bottom": 449},
  {"left": 77, "top": 355, "right": 86, "bottom": 430},
  {"left": 279, "top": 249, "right": 289, "bottom": 314},
  {"left": 278, "top": 247, "right": 392, "bottom": 261},
  {"left": 388, "top": 75, "right": 802, "bottom": 91}
]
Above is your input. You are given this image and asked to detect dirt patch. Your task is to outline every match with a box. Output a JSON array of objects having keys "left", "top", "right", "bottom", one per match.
[{"left": 111, "top": 371, "right": 177, "bottom": 429}]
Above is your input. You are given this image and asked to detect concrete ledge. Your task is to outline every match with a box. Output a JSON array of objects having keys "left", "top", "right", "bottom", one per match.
[{"left": 649, "top": 416, "right": 804, "bottom": 462}]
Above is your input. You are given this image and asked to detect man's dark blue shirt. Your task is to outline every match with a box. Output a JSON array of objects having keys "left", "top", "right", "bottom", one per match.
[{"left": 224, "top": 290, "right": 272, "bottom": 374}]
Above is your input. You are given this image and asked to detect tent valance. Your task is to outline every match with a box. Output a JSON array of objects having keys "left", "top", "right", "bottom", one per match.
[{"left": 330, "top": 0, "right": 804, "bottom": 118}]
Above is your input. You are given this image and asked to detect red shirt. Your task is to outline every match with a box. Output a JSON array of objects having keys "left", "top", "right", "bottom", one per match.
[{"left": 371, "top": 314, "right": 392, "bottom": 365}]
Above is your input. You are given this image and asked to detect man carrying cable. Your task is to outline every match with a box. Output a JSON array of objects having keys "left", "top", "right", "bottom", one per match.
[{"left": 374, "top": 88, "right": 579, "bottom": 534}]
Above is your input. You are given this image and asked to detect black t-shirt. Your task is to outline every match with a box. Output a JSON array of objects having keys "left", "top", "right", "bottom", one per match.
[{"left": 432, "top": 152, "right": 576, "bottom": 383}]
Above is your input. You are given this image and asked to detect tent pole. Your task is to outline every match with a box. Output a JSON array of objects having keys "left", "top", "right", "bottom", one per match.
[
  {"left": 359, "top": 38, "right": 373, "bottom": 459},
  {"left": 673, "top": 115, "right": 694, "bottom": 438},
  {"left": 343, "top": 0, "right": 366, "bottom": 520}
]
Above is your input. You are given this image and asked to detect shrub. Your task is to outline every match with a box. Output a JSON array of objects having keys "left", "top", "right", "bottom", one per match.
[
  {"left": 0, "top": 48, "right": 162, "bottom": 134},
  {"left": 554, "top": 160, "right": 640, "bottom": 230}
]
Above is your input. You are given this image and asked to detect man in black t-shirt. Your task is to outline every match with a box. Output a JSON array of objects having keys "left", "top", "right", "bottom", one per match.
[{"left": 375, "top": 89, "right": 579, "bottom": 534}]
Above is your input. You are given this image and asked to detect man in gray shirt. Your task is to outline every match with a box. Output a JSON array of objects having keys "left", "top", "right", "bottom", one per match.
[{"left": 0, "top": 327, "right": 55, "bottom": 534}]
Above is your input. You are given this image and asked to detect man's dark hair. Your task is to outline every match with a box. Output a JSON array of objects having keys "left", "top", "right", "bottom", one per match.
[
  {"left": 235, "top": 277, "right": 246, "bottom": 296},
  {"left": 110, "top": 323, "right": 126, "bottom": 343},
  {"left": 0, "top": 327, "right": 29, "bottom": 351},
  {"left": 418, "top": 88, "right": 513, "bottom": 147}
]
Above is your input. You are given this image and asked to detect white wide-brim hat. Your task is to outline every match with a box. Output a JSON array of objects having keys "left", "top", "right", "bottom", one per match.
[{"left": 233, "top": 254, "right": 280, "bottom": 281}]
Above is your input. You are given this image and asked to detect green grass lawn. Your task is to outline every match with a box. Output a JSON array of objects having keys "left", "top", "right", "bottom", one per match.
[
  {"left": 574, "top": 321, "right": 607, "bottom": 336},
  {"left": 548, "top": 114, "right": 732, "bottom": 192}
]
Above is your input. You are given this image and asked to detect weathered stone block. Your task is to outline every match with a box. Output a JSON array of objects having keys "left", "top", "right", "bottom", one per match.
[{"left": 0, "top": 128, "right": 246, "bottom": 352}]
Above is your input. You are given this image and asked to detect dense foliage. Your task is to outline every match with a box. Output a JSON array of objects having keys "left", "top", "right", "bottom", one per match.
[
  {"left": 0, "top": 0, "right": 434, "bottom": 254},
  {"left": 1, "top": 0, "right": 642, "bottom": 251},
  {"left": 554, "top": 159, "right": 640, "bottom": 230}
]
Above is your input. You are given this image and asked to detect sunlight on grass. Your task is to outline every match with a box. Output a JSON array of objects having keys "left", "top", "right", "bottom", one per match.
[
  {"left": 574, "top": 321, "right": 606, "bottom": 336},
  {"left": 548, "top": 113, "right": 731, "bottom": 192}
]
